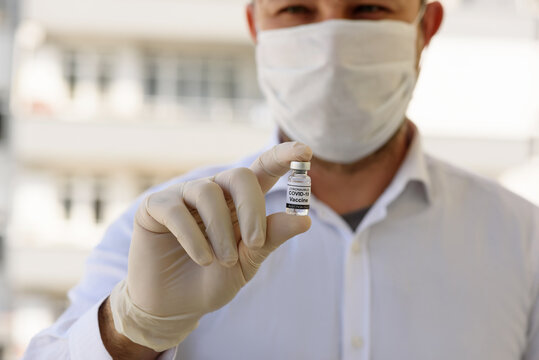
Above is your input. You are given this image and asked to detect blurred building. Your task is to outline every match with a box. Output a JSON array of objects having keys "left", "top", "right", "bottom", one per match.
[
  {"left": 0, "top": 0, "right": 16, "bottom": 253},
  {"left": 0, "top": 0, "right": 17, "bottom": 358},
  {"left": 7, "top": 0, "right": 272, "bottom": 357},
  {"left": 9, "top": 1, "right": 270, "bottom": 280},
  {"left": 4, "top": 0, "right": 539, "bottom": 358}
]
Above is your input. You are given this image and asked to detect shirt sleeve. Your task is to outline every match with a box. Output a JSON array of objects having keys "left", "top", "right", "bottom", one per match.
[{"left": 523, "top": 206, "right": 539, "bottom": 360}]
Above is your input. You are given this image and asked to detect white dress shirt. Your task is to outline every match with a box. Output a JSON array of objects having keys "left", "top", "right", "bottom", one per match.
[{"left": 23, "top": 131, "right": 539, "bottom": 360}]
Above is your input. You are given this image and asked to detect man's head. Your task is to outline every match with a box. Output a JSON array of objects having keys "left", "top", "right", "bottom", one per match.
[
  {"left": 247, "top": 0, "right": 444, "bottom": 67},
  {"left": 250, "top": 0, "right": 445, "bottom": 165}
]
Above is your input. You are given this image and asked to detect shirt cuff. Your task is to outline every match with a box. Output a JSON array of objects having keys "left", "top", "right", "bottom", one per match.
[{"left": 67, "top": 297, "right": 112, "bottom": 360}]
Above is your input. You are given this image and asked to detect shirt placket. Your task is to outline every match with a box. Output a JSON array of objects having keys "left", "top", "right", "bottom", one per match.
[
  {"left": 311, "top": 196, "right": 392, "bottom": 360},
  {"left": 343, "top": 227, "right": 371, "bottom": 360}
]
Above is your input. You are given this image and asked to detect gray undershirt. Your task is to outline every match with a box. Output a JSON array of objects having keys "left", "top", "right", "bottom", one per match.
[{"left": 341, "top": 207, "right": 371, "bottom": 231}]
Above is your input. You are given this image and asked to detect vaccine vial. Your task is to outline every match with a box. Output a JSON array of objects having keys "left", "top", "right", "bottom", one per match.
[{"left": 286, "top": 161, "right": 311, "bottom": 216}]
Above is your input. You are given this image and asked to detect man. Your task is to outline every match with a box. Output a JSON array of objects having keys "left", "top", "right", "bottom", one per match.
[{"left": 24, "top": 1, "right": 539, "bottom": 359}]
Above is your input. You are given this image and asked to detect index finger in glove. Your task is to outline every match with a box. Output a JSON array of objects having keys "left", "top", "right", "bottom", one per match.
[
  {"left": 249, "top": 142, "right": 313, "bottom": 194},
  {"left": 213, "top": 167, "right": 267, "bottom": 249}
]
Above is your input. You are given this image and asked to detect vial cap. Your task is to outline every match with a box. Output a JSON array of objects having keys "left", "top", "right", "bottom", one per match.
[{"left": 290, "top": 161, "right": 311, "bottom": 171}]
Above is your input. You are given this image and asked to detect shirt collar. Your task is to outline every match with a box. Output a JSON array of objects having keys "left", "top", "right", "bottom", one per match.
[
  {"left": 392, "top": 121, "right": 432, "bottom": 204},
  {"left": 268, "top": 121, "right": 432, "bottom": 206}
]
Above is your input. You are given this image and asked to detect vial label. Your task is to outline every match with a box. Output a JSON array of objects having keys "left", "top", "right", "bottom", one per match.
[{"left": 286, "top": 184, "right": 311, "bottom": 210}]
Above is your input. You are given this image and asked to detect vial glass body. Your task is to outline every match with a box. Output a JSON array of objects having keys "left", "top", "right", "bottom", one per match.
[{"left": 286, "top": 170, "right": 312, "bottom": 216}]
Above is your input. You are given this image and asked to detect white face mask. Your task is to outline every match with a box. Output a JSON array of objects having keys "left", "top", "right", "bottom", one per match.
[{"left": 256, "top": 17, "right": 421, "bottom": 164}]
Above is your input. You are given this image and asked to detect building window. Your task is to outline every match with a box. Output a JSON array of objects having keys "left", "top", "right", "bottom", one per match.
[
  {"left": 64, "top": 52, "right": 78, "bottom": 99},
  {"left": 144, "top": 58, "right": 159, "bottom": 100},
  {"left": 0, "top": 98, "right": 5, "bottom": 141},
  {"left": 177, "top": 58, "right": 204, "bottom": 99},
  {"left": 176, "top": 57, "right": 239, "bottom": 101},
  {"left": 93, "top": 196, "right": 103, "bottom": 224},
  {"left": 0, "top": 233, "right": 4, "bottom": 264},
  {"left": 60, "top": 180, "right": 73, "bottom": 220},
  {"left": 97, "top": 57, "right": 111, "bottom": 96},
  {"left": 214, "top": 62, "right": 237, "bottom": 99},
  {"left": 93, "top": 180, "right": 104, "bottom": 224},
  {"left": 200, "top": 61, "right": 210, "bottom": 99}
]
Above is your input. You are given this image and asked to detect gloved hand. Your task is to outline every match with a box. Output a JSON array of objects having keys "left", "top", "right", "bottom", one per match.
[{"left": 110, "top": 142, "right": 313, "bottom": 352}]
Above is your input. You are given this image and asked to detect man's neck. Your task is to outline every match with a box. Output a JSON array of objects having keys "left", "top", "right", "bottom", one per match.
[{"left": 281, "top": 121, "right": 413, "bottom": 215}]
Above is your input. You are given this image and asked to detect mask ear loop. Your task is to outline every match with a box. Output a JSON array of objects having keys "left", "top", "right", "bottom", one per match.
[
  {"left": 416, "top": 4, "right": 428, "bottom": 72},
  {"left": 414, "top": 3, "right": 427, "bottom": 26}
]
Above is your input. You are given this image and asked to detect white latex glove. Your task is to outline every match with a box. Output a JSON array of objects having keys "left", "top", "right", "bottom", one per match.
[{"left": 110, "top": 142, "right": 313, "bottom": 352}]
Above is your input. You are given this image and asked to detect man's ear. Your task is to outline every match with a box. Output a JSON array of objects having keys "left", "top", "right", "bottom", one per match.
[
  {"left": 246, "top": 3, "right": 258, "bottom": 43},
  {"left": 421, "top": 1, "right": 444, "bottom": 47}
]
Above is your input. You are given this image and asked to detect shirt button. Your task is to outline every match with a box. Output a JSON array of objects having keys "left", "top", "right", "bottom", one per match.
[
  {"left": 351, "top": 240, "right": 362, "bottom": 254},
  {"left": 351, "top": 336, "right": 364, "bottom": 349}
]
